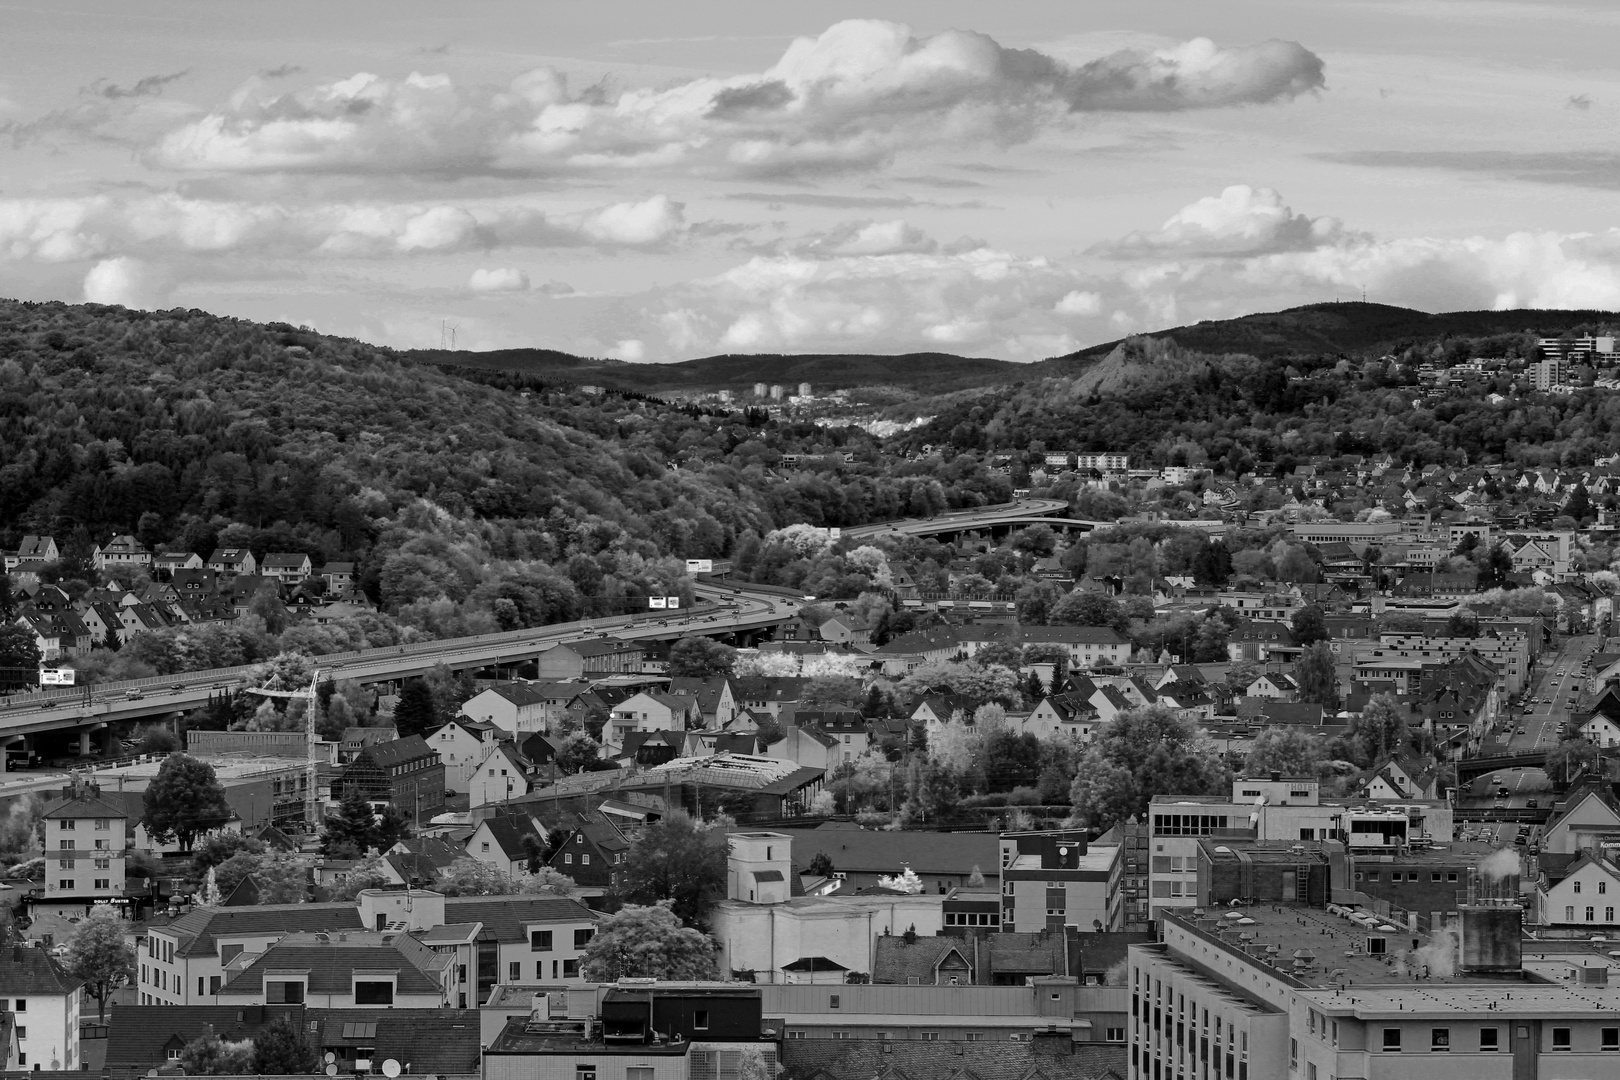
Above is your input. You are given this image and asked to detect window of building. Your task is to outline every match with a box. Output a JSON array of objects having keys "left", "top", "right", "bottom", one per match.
[
  {"left": 1552, "top": 1028, "right": 1571, "bottom": 1051},
  {"left": 1367, "top": 938, "right": 1387, "bottom": 955},
  {"left": 1382, "top": 1029, "right": 1401, "bottom": 1052},
  {"left": 530, "top": 930, "right": 553, "bottom": 951},
  {"left": 921, "top": 1032, "right": 939, "bottom": 1041},
  {"left": 1431, "top": 1029, "right": 1449, "bottom": 1052},
  {"left": 1603, "top": 1028, "right": 1619, "bottom": 1051},
  {"left": 167, "top": 1050, "right": 182, "bottom": 1061},
  {"left": 574, "top": 928, "right": 594, "bottom": 949},
  {"left": 58, "top": 879, "right": 73, "bottom": 891},
  {"left": 1588, "top": 907, "right": 1596, "bottom": 922},
  {"left": 1480, "top": 1028, "right": 1498, "bottom": 1052},
  {"left": 94, "top": 878, "right": 109, "bottom": 890},
  {"left": 508, "top": 961, "right": 521, "bottom": 981},
  {"left": 266, "top": 981, "right": 304, "bottom": 1004},
  {"left": 1567, "top": 906, "right": 1576, "bottom": 921},
  {"left": 581, "top": 854, "right": 590, "bottom": 865},
  {"left": 626, "top": 1069, "right": 654, "bottom": 1080},
  {"left": 1575, "top": 881, "right": 1583, "bottom": 894},
  {"left": 576, "top": 1067, "right": 597, "bottom": 1080},
  {"left": 1107, "top": 1028, "right": 1126, "bottom": 1043}
]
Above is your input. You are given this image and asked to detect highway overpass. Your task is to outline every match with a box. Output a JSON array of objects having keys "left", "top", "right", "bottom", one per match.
[
  {"left": 0, "top": 580, "right": 798, "bottom": 765},
  {"left": 0, "top": 497, "right": 1225, "bottom": 764},
  {"left": 842, "top": 499, "right": 1228, "bottom": 541}
]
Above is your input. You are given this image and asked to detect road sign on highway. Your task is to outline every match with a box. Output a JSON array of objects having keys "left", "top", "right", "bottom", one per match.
[
  {"left": 649, "top": 597, "right": 668, "bottom": 609},
  {"left": 39, "top": 669, "right": 75, "bottom": 686},
  {"left": 668, "top": 597, "right": 681, "bottom": 609},
  {"left": 685, "top": 559, "right": 713, "bottom": 573}
]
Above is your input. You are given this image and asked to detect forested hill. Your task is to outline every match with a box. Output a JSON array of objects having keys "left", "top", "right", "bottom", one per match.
[
  {"left": 0, "top": 299, "right": 1010, "bottom": 637},
  {"left": 898, "top": 332, "right": 1620, "bottom": 472},
  {"left": 1045, "top": 301, "right": 1620, "bottom": 364},
  {"left": 405, "top": 346, "right": 1021, "bottom": 394}
]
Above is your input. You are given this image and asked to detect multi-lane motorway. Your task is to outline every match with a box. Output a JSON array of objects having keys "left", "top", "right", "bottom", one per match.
[
  {"left": 0, "top": 498, "right": 1091, "bottom": 758},
  {"left": 0, "top": 580, "right": 798, "bottom": 756}
]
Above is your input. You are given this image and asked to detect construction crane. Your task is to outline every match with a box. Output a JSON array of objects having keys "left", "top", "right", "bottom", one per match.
[{"left": 245, "top": 668, "right": 323, "bottom": 832}]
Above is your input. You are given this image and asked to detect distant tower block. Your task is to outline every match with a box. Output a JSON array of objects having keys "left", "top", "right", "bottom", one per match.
[
  {"left": 753, "top": 382, "right": 768, "bottom": 397},
  {"left": 798, "top": 382, "right": 812, "bottom": 397},
  {"left": 769, "top": 384, "right": 785, "bottom": 400}
]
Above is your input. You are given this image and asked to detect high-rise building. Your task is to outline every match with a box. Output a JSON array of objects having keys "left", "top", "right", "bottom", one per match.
[
  {"left": 769, "top": 384, "right": 785, "bottom": 400},
  {"left": 753, "top": 382, "right": 768, "bottom": 398},
  {"left": 36, "top": 779, "right": 129, "bottom": 919},
  {"left": 1534, "top": 357, "right": 1567, "bottom": 391},
  {"left": 798, "top": 381, "right": 812, "bottom": 397}
]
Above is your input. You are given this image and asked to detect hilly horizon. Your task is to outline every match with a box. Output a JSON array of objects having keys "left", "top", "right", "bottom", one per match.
[{"left": 404, "top": 301, "right": 1620, "bottom": 395}]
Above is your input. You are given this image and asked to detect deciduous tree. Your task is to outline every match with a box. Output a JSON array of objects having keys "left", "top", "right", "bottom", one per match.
[
  {"left": 142, "top": 753, "right": 232, "bottom": 853},
  {"left": 581, "top": 902, "right": 718, "bottom": 981},
  {"left": 1293, "top": 642, "right": 1341, "bottom": 711},
  {"left": 1068, "top": 705, "right": 1228, "bottom": 831},
  {"left": 618, "top": 813, "right": 728, "bottom": 927},
  {"left": 667, "top": 637, "right": 738, "bottom": 679},
  {"left": 63, "top": 907, "right": 135, "bottom": 1019},
  {"left": 1243, "top": 726, "right": 1327, "bottom": 779}
]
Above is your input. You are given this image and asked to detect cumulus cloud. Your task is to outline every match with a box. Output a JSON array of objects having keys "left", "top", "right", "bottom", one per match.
[
  {"left": 1055, "top": 289, "right": 1103, "bottom": 316},
  {"left": 468, "top": 267, "right": 530, "bottom": 292},
  {"left": 648, "top": 246, "right": 1093, "bottom": 359},
  {"left": 1098, "top": 185, "right": 1348, "bottom": 258},
  {"left": 790, "top": 219, "right": 938, "bottom": 258},
  {"left": 83, "top": 257, "right": 173, "bottom": 309},
  {"left": 0, "top": 192, "right": 684, "bottom": 262},
  {"left": 623, "top": 186, "right": 1620, "bottom": 361},
  {"left": 147, "top": 20, "right": 1324, "bottom": 177}
]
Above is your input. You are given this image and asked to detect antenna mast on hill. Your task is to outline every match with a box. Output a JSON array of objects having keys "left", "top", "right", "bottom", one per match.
[
  {"left": 246, "top": 668, "right": 323, "bottom": 832},
  {"left": 440, "top": 321, "right": 458, "bottom": 350}
]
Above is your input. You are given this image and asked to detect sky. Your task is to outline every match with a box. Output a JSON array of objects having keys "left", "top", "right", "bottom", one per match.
[{"left": 4, "top": 0, "right": 1620, "bottom": 362}]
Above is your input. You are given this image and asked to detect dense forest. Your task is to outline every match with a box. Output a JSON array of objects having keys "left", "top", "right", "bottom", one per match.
[
  {"left": 900, "top": 332, "right": 1620, "bottom": 470},
  {"left": 0, "top": 300, "right": 1011, "bottom": 641}
]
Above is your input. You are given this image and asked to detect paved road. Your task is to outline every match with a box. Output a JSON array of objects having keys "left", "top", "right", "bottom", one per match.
[
  {"left": 0, "top": 497, "right": 1097, "bottom": 752},
  {"left": 1459, "top": 634, "right": 1594, "bottom": 850},
  {"left": 0, "top": 579, "right": 799, "bottom": 753}
]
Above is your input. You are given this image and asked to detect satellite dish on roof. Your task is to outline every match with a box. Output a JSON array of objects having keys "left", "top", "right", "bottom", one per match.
[
  {"left": 383, "top": 1061, "right": 402, "bottom": 1078},
  {"left": 325, "top": 1053, "right": 336, "bottom": 1064},
  {"left": 326, "top": 1066, "right": 338, "bottom": 1077}
]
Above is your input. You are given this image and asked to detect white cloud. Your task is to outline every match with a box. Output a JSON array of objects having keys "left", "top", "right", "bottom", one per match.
[
  {"left": 791, "top": 219, "right": 938, "bottom": 258},
  {"left": 1054, "top": 289, "right": 1103, "bottom": 316},
  {"left": 468, "top": 267, "right": 530, "bottom": 292},
  {"left": 147, "top": 21, "right": 1324, "bottom": 178},
  {"left": 619, "top": 187, "right": 1620, "bottom": 361},
  {"left": 83, "top": 257, "right": 172, "bottom": 309},
  {"left": 609, "top": 339, "right": 646, "bottom": 361},
  {"left": 1098, "top": 185, "right": 1347, "bottom": 258},
  {"left": 0, "top": 192, "right": 685, "bottom": 263}
]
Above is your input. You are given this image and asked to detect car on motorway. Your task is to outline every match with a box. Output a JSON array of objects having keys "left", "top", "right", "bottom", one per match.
[
  {"left": 1514, "top": 834, "right": 1527, "bottom": 845},
  {"left": 124, "top": 690, "right": 144, "bottom": 700},
  {"left": 1517, "top": 726, "right": 1526, "bottom": 734},
  {"left": 170, "top": 682, "right": 186, "bottom": 690}
]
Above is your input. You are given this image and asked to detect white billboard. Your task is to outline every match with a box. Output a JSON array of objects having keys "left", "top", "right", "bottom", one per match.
[
  {"left": 828, "top": 527, "right": 842, "bottom": 540},
  {"left": 649, "top": 597, "right": 668, "bottom": 609},
  {"left": 40, "top": 669, "right": 75, "bottom": 686},
  {"left": 685, "top": 559, "right": 714, "bottom": 573},
  {"left": 667, "top": 597, "right": 681, "bottom": 609}
]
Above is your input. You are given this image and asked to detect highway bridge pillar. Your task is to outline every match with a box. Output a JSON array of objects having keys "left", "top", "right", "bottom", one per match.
[{"left": 78, "top": 730, "right": 93, "bottom": 755}]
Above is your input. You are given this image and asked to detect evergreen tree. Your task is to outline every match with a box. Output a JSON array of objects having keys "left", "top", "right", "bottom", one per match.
[
  {"left": 323, "top": 785, "right": 378, "bottom": 857},
  {"left": 393, "top": 678, "right": 438, "bottom": 738},
  {"left": 373, "top": 803, "right": 413, "bottom": 850},
  {"left": 252, "top": 1015, "right": 321, "bottom": 1075}
]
